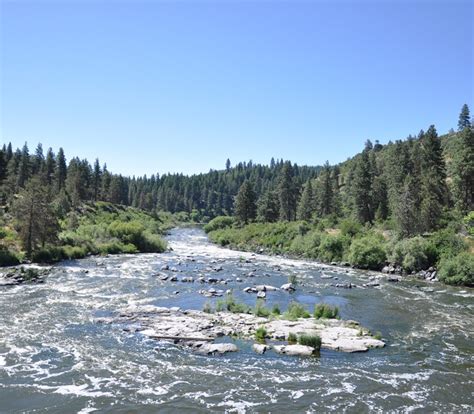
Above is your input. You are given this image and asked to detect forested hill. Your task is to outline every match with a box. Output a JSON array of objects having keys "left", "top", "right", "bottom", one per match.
[
  {"left": 0, "top": 104, "right": 473, "bottom": 280},
  {"left": 1, "top": 105, "right": 472, "bottom": 226}
]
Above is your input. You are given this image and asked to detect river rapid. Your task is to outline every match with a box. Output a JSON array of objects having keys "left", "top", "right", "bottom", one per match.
[{"left": 0, "top": 228, "right": 473, "bottom": 413}]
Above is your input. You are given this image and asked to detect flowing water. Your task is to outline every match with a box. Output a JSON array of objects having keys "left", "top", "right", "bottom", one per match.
[{"left": 0, "top": 228, "right": 473, "bottom": 413}]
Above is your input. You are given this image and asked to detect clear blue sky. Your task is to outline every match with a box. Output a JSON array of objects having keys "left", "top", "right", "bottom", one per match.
[{"left": 1, "top": 0, "right": 472, "bottom": 176}]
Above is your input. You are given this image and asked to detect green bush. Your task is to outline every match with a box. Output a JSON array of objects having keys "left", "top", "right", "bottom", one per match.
[
  {"left": 272, "top": 304, "right": 281, "bottom": 315},
  {"left": 62, "top": 245, "right": 87, "bottom": 259},
  {"left": 254, "top": 300, "right": 271, "bottom": 317},
  {"left": 430, "top": 228, "right": 467, "bottom": 260},
  {"left": 284, "top": 302, "right": 311, "bottom": 320},
  {"left": 348, "top": 235, "right": 387, "bottom": 270},
  {"left": 387, "top": 236, "right": 437, "bottom": 272},
  {"left": 464, "top": 212, "right": 474, "bottom": 237},
  {"left": 216, "top": 295, "right": 251, "bottom": 314},
  {"left": 32, "top": 246, "right": 66, "bottom": 263},
  {"left": 287, "top": 332, "right": 297, "bottom": 344},
  {"left": 254, "top": 326, "right": 267, "bottom": 343},
  {"left": 438, "top": 252, "right": 474, "bottom": 286},
  {"left": 298, "top": 334, "right": 321, "bottom": 351},
  {"left": 0, "top": 249, "right": 20, "bottom": 266},
  {"left": 314, "top": 303, "right": 339, "bottom": 319},
  {"left": 318, "top": 234, "right": 349, "bottom": 262},
  {"left": 204, "top": 216, "right": 235, "bottom": 233},
  {"left": 339, "top": 219, "right": 362, "bottom": 238}
]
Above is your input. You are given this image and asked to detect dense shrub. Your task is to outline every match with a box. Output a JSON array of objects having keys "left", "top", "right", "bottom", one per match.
[
  {"left": 254, "top": 326, "right": 267, "bottom": 343},
  {"left": 339, "top": 219, "right": 362, "bottom": 238},
  {"left": 0, "top": 249, "right": 20, "bottom": 266},
  {"left": 284, "top": 302, "right": 311, "bottom": 320},
  {"left": 387, "top": 236, "right": 437, "bottom": 272},
  {"left": 32, "top": 246, "right": 67, "bottom": 263},
  {"left": 429, "top": 228, "right": 467, "bottom": 260},
  {"left": 272, "top": 304, "right": 281, "bottom": 315},
  {"left": 348, "top": 234, "right": 387, "bottom": 270},
  {"left": 204, "top": 216, "right": 235, "bottom": 233},
  {"left": 298, "top": 334, "right": 321, "bottom": 351},
  {"left": 314, "top": 303, "right": 339, "bottom": 319},
  {"left": 438, "top": 252, "right": 474, "bottom": 286},
  {"left": 318, "top": 234, "right": 349, "bottom": 262}
]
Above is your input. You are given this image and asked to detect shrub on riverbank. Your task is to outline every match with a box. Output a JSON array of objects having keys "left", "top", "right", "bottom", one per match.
[
  {"left": 203, "top": 216, "right": 234, "bottom": 233},
  {"left": 0, "top": 249, "right": 20, "bottom": 266},
  {"left": 438, "top": 252, "right": 474, "bottom": 286},
  {"left": 254, "top": 326, "right": 267, "bottom": 343},
  {"left": 206, "top": 218, "right": 472, "bottom": 286},
  {"left": 348, "top": 234, "right": 387, "bottom": 270}
]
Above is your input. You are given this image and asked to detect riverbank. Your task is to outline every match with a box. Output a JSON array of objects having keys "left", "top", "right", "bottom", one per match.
[{"left": 204, "top": 219, "right": 474, "bottom": 286}]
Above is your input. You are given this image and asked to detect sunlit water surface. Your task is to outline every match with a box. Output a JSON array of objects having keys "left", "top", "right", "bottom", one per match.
[{"left": 0, "top": 228, "right": 473, "bottom": 413}]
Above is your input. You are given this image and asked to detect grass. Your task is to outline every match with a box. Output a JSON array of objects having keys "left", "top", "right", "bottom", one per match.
[
  {"left": 254, "top": 300, "right": 271, "bottom": 317},
  {"left": 202, "top": 302, "right": 213, "bottom": 314},
  {"left": 254, "top": 326, "right": 267, "bottom": 344},
  {"left": 287, "top": 332, "right": 297, "bottom": 344},
  {"left": 216, "top": 294, "right": 251, "bottom": 314},
  {"left": 283, "top": 301, "right": 311, "bottom": 321},
  {"left": 298, "top": 334, "right": 322, "bottom": 351},
  {"left": 314, "top": 303, "right": 340, "bottom": 319}
]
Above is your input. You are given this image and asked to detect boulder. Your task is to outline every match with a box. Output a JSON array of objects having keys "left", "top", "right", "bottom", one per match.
[
  {"left": 280, "top": 283, "right": 295, "bottom": 292},
  {"left": 256, "top": 291, "right": 266, "bottom": 299},
  {"left": 273, "top": 344, "right": 315, "bottom": 356},
  {"left": 252, "top": 344, "right": 269, "bottom": 354},
  {"left": 194, "top": 343, "right": 238, "bottom": 355}
]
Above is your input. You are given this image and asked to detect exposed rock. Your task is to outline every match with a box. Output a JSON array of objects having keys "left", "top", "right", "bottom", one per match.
[
  {"left": 252, "top": 344, "right": 269, "bottom": 354},
  {"left": 280, "top": 283, "right": 295, "bottom": 292},
  {"left": 181, "top": 277, "right": 194, "bottom": 283},
  {"left": 256, "top": 291, "right": 266, "bottom": 299},
  {"left": 364, "top": 281, "right": 380, "bottom": 288},
  {"left": 169, "top": 276, "right": 178, "bottom": 282},
  {"left": 110, "top": 306, "right": 385, "bottom": 355},
  {"left": 160, "top": 264, "right": 169, "bottom": 271},
  {"left": 273, "top": 344, "right": 315, "bottom": 356},
  {"left": 387, "top": 276, "right": 401, "bottom": 282},
  {"left": 194, "top": 343, "right": 238, "bottom": 355}
]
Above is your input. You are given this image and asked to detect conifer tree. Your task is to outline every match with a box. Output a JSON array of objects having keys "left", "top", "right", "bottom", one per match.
[
  {"left": 278, "top": 161, "right": 297, "bottom": 221},
  {"left": 257, "top": 190, "right": 280, "bottom": 222},
  {"left": 352, "top": 149, "right": 373, "bottom": 223},
  {"left": 235, "top": 180, "right": 257, "bottom": 224},
  {"left": 458, "top": 104, "right": 471, "bottom": 131},
  {"left": 450, "top": 126, "right": 474, "bottom": 214},
  {"left": 297, "top": 180, "right": 314, "bottom": 220},
  {"left": 55, "top": 148, "right": 67, "bottom": 191}
]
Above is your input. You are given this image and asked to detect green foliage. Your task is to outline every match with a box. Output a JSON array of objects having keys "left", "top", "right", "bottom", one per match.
[
  {"left": 203, "top": 302, "right": 213, "bottom": 314},
  {"left": 339, "top": 219, "right": 362, "bottom": 237},
  {"left": 235, "top": 180, "right": 257, "bottom": 224},
  {"left": 298, "top": 334, "right": 321, "bottom": 351},
  {"left": 318, "top": 234, "right": 348, "bottom": 262},
  {"left": 374, "top": 332, "right": 383, "bottom": 340},
  {"left": 271, "top": 304, "right": 281, "bottom": 315},
  {"left": 284, "top": 302, "right": 311, "bottom": 321},
  {"left": 287, "top": 332, "right": 297, "bottom": 344},
  {"left": 429, "top": 228, "right": 467, "bottom": 260},
  {"left": 0, "top": 249, "right": 20, "bottom": 266},
  {"left": 216, "top": 294, "right": 251, "bottom": 314},
  {"left": 464, "top": 212, "right": 474, "bottom": 237},
  {"left": 314, "top": 303, "right": 339, "bottom": 319},
  {"left": 348, "top": 234, "right": 387, "bottom": 270},
  {"left": 254, "top": 300, "right": 271, "bottom": 317},
  {"left": 438, "top": 252, "right": 474, "bottom": 286},
  {"left": 387, "top": 236, "right": 437, "bottom": 272},
  {"left": 254, "top": 326, "right": 267, "bottom": 343},
  {"left": 203, "top": 216, "right": 234, "bottom": 233}
]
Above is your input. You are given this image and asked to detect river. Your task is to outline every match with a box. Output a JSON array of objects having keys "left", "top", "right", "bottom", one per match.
[{"left": 0, "top": 228, "right": 473, "bottom": 413}]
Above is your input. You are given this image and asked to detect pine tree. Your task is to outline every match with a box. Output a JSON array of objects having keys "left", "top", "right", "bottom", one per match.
[
  {"left": 44, "top": 148, "right": 56, "bottom": 185},
  {"left": 458, "top": 104, "right": 471, "bottom": 131},
  {"left": 396, "top": 175, "right": 421, "bottom": 237},
  {"left": 55, "top": 148, "right": 67, "bottom": 191},
  {"left": 234, "top": 180, "right": 257, "bottom": 224},
  {"left": 352, "top": 150, "right": 373, "bottom": 223},
  {"left": 450, "top": 126, "right": 474, "bottom": 214},
  {"left": 12, "top": 177, "right": 59, "bottom": 256},
  {"left": 297, "top": 180, "right": 314, "bottom": 220},
  {"left": 93, "top": 158, "right": 102, "bottom": 201},
  {"left": 225, "top": 158, "right": 231, "bottom": 172},
  {"left": 318, "top": 161, "right": 333, "bottom": 216},
  {"left": 257, "top": 190, "right": 280, "bottom": 222},
  {"left": 420, "top": 125, "right": 446, "bottom": 232},
  {"left": 278, "top": 161, "right": 297, "bottom": 221},
  {"left": 17, "top": 143, "right": 31, "bottom": 188}
]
